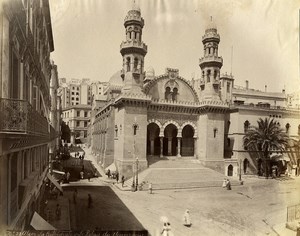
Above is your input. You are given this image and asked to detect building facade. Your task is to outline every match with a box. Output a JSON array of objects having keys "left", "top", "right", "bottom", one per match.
[
  {"left": 59, "top": 78, "right": 108, "bottom": 109},
  {"left": 90, "top": 5, "right": 300, "bottom": 179},
  {"left": 62, "top": 105, "right": 92, "bottom": 144},
  {"left": 0, "top": 0, "right": 57, "bottom": 232}
]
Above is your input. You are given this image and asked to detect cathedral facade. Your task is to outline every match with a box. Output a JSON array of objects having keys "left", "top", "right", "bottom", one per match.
[{"left": 90, "top": 4, "right": 300, "bottom": 179}]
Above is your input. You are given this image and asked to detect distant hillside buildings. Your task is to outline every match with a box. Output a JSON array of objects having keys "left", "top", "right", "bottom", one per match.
[{"left": 59, "top": 78, "right": 108, "bottom": 144}]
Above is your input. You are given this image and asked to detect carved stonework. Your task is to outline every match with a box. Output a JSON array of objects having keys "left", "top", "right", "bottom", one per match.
[{"left": 148, "top": 112, "right": 197, "bottom": 126}]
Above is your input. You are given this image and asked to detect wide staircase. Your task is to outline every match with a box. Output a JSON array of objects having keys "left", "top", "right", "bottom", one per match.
[{"left": 125, "top": 156, "right": 241, "bottom": 191}]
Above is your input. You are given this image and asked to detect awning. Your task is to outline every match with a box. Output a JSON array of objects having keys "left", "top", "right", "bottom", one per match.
[
  {"left": 30, "top": 212, "right": 56, "bottom": 230},
  {"left": 52, "top": 170, "right": 65, "bottom": 175},
  {"left": 270, "top": 153, "right": 290, "bottom": 161},
  {"left": 47, "top": 173, "right": 63, "bottom": 192}
]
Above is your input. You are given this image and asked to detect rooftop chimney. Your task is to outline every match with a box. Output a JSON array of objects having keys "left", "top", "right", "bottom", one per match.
[{"left": 245, "top": 80, "right": 249, "bottom": 90}]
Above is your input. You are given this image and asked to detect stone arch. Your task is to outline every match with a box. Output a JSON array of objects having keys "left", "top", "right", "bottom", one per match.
[
  {"left": 148, "top": 119, "right": 162, "bottom": 130},
  {"left": 180, "top": 121, "right": 197, "bottom": 138},
  {"left": 162, "top": 120, "right": 180, "bottom": 136}
]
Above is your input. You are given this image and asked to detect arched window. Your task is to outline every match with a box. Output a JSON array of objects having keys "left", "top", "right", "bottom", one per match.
[
  {"left": 172, "top": 88, "right": 178, "bottom": 101},
  {"left": 214, "top": 70, "right": 218, "bottom": 79},
  {"left": 207, "top": 70, "right": 211, "bottom": 83},
  {"left": 227, "top": 165, "right": 233, "bottom": 176},
  {"left": 165, "top": 87, "right": 171, "bottom": 100},
  {"left": 244, "top": 120, "right": 250, "bottom": 133},
  {"left": 134, "top": 58, "right": 138, "bottom": 70},
  {"left": 285, "top": 123, "right": 290, "bottom": 133},
  {"left": 133, "top": 124, "right": 139, "bottom": 135},
  {"left": 126, "top": 57, "right": 130, "bottom": 72}
]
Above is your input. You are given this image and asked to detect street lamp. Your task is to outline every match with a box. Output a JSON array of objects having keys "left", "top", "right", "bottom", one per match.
[{"left": 135, "top": 157, "right": 139, "bottom": 191}]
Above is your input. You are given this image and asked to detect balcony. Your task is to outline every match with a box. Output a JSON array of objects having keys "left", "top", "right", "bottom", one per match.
[
  {"left": 0, "top": 98, "right": 49, "bottom": 137},
  {"left": 199, "top": 56, "right": 223, "bottom": 68},
  {"left": 120, "top": 41, "right": 148, "bottom": 56}
]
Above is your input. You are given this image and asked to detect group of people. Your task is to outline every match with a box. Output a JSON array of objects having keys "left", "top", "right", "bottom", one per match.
[
  {"left": 160, "top": 210, "right": 192, "bottom": 235},
  {"left": 106, "top": 169, "right": 125, "bottom": 187},
  {"left": 222, "top": 178, "right": 231, "bottom": 190},
  {"left": 75, "top": 151, "right": 85, "bottom": 160},
  {"left": 72, "top": 188, "right": 93, "bottom": 209}
]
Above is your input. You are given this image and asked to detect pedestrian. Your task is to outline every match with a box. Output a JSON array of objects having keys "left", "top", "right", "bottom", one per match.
[
  {"left": 94, "top": 168, "right": 98, "bottom": 177},
  {"left": 55, "top": 204, "right": 61, "bottom": 220},
  {"left": 183, "top": 209, "right": 192, "bottom": 227},
  {"left": 121, "top": 175, "right": 125, "bottom": 187},
  {"left": 116, "top": 172, "right": 119, "bottom": 183},
  {"left": 80, "top": 170, "right": 84, "bottom": 179},
  {"left": 226, "top": 179, "right": 231, "bottom": 190},
  {"left": 66, "top": 171, "right": 71, "bottom": 182},
  {"left": 222, "top": 178, "right": 227, "bottom": 188},
  {"left": 79, "top": 154, "right": 82, "bottom": 160},
  {"left": 87, "top": 172, "right": 91, "bottom": 182},
  {"left": 87, "top": 194, "right": 92, "bottom": 208},
  {"left": 73, "top": 188, "right": 78, "bottom": 204},
  {"left": 161, "top": 222, "right": 173, "bottom": 236},
  {"left": 107, "top": 169, "right": 111, "bottom": 179},
  {"left": 148, "top": 182, "right": 152, "bottom": 194}
]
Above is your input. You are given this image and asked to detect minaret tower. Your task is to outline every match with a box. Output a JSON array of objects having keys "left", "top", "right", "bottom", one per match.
[
  {"left": 120, "top": 1, "right": 147, "bottom": 93},
  {"left": 199, "top": 17, "right": 223, "bottom": 100}
]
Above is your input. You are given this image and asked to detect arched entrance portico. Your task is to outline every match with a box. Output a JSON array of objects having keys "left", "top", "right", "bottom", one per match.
[
  {"left": 147, "top": 123, "right": 160, "bottom": 156},
  {"left": 163, "top": 124, "right": 178, "bottom": 156},
  {"left": 181, "top": 125, "right": 194, "bottom": 156}
]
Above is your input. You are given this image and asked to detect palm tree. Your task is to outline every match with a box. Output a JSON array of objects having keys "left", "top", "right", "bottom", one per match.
[{"left": 243, "top": 118, "right": 289, "bottom": 178}]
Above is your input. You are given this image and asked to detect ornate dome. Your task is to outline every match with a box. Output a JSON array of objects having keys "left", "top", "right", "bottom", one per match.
[
  {"left": 146, "top": 66, "right": 155, "bottom": 77},
  {"left": 131, "top": 1, "right": 141, "bottom": 12},
  {"left": 108, "top": 70, "right": 123, "bottom": 86},
  {"left": 205, "top": 17, "right": 217, "bottom": 32}
]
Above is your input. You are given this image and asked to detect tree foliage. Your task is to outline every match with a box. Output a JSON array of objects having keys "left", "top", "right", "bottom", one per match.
[{"left": 243, "top": 118, "right": 289, "bottom": 177}]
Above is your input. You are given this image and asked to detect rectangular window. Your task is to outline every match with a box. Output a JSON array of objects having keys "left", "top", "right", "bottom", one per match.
[
  {"left": 11, "top": 153, "right": 18, "bottom": 192},
  {"left": 84, "top": 111, "right": 87, "bottom": 117},
  {"left": 84, "top": 121, "right": 88, "bottom": 127},
  {"left": 227, "top": 82, "right": 230, "bottom": 93},
  {"left": 11, "top": 51, "right": 20, "bottom": 99},
  {"left": 77, "top": 87, "right": 79, "bottom": 90},
  {"left": 71, "top": 97, "right": 74, "bottom": 100},
  {"left": 72, "top": 92, "right": 74, "bottom": 95},
  {"left": 76, "top": 97, "right": 79, "bottom": 101},
  {"left": 76, "top": 121, "right": 80, "bottom": 127},
  {"left": 77, "top": 111, "right": 80, "bottom": 117},
  {"left": 84, "top": 131, "right": 87, "bottom": 137}
]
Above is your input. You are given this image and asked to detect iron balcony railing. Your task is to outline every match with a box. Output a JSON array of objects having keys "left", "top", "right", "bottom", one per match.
[{"left": 0, "top": 98, "right": 49, "bottom": 137}]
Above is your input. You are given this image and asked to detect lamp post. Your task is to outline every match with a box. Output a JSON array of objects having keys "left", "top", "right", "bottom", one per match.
[
  {"left": 135, "top": 157, "right": 139, "bottom": 191},
  {"left": 239, "top": 159, "right": 242, "bottom": 181}
]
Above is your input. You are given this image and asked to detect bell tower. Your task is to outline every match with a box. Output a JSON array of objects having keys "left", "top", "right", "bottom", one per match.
[
  {"left": 120, "top": 2, "right": 147, "bottom": 93},
  {"left": 199, "top": 17, "right": 223, "bottom": 101}
]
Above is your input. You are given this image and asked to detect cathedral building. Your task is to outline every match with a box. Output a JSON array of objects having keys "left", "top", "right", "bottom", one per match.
[{"left": 90, "top": 4, "right": 300, "bottom": 179}]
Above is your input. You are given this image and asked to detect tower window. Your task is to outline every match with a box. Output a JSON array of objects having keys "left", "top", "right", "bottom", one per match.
[
  {"left": 134, "top": 58, "right": 138, "bottom": 70},
  {"left": 126, "top": 57, "right": 130, "bottom": 72},
  {"left": 207, "top": 70, "right": 211, "bottom": 83},
  {"left": 227, "top": 82, "right": 230, "bottom": 92},
  {"left": 214, "top": 70, "right": 218, "bottom": 79}
]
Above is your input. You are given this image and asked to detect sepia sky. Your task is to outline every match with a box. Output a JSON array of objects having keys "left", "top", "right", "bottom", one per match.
[{"left": 49, "top": 0, "right": 300, "bottom": 93}]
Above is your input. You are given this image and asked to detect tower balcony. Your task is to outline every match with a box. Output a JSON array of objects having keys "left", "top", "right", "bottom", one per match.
[
  {"left": 199, "top": 56, "right": 223, "bottom": 69},
  {"left": 0, "top": 98, "right": 50, "bottom": 137},
  {"left": 120, "top": 41, "right": 148, "bottom": 56},
  {"left": 202, "top": 33, "right": 220, "bottom": 43}
]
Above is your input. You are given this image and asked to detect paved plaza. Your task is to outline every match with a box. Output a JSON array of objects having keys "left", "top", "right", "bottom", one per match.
[{"left": 46, "top": 147, "right": 300, "bottom": 236}]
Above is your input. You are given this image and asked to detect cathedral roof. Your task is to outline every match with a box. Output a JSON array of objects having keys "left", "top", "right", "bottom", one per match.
[{"left": 108, "top": 70, "right": 123, "bottom": 87}]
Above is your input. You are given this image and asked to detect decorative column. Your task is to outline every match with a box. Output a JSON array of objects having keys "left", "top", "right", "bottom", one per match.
[
  {"left": 194, "top": 137, "right": 197, "bottom": 158},
  {"left": 167, "top": 137, "right": 172, "bottom": 156},
  {"left": 150, "top": 139, "right": 155, "bottom": 156},
  {"left": 160, "top": 136, "right": 164, "bottom": 158},
  {"left": 177, "top": 137, "right": 181, "bottom": 157}
]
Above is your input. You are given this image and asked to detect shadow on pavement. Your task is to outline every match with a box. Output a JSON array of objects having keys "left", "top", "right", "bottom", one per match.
[{"left": 65, "top": 186, "right": 148, "bottom": 233}]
